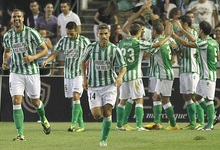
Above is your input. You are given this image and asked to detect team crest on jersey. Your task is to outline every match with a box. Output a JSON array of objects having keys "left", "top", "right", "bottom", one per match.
[
  {"left": 23, "top": 82, "right": 51, "bottom": 113},
  {"left": 206, "top": 81, "right": 210, "bottom": 86}
]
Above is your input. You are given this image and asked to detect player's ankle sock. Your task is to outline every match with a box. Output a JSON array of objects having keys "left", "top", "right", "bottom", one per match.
[
  {"left": 71, "top": 100, "right": 81, "bottom": 126},
  {"left": 35, "top": 101, "right": 46, "bottom": 122},
  {"left": 13, "top": 105, "right": 24, "bottom": 135},
  {"left": 122, "top": 99, "right": 134, "bottom": 125},
  {"left": 153, "top": 101, "right": 162, "bottom": 124},
  {"left": 116, "top": 104, "right": 125, "bottom": 127},
  {"left": 135, "top": 104, "right": 143, "bottom": 128},
  {"left": 100, "top": 116, "right": 112, "bottom": 141},
  {"left": 206, "top": 101, "right": 215, "bottom": 127},
  {"left": 195, "top": 101, "right": 204, "bottom": 125},
  {"left": 186, "top": 100, "right": 196, "bottom": 126},
  {"left": 77, "top": 104, "right": 84, "bottom": 128},
  {"left": 163, "top": 102, "right": 176, "bottom": 127}
]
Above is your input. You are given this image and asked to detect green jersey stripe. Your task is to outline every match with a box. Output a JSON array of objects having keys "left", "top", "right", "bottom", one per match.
[
  {"left": 118, "top": 37, "right": 152, "bottom": 82},
  {"left": 55, "top": 34, "right": 91, "bottom": 79},
  {"left": 196, "top": 37, "right": 219, "bottom": 81},
  {"left": 150, "top": 36, "right": 174, "bottom": 80},
  {"left": 82, "top": 41, "right": 126, "bottom": 87},
  {"left": 3, "top": 26, "right": 44, "bottom": 75}
]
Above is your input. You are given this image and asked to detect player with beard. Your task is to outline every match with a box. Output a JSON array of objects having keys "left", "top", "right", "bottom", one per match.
[
  {"left": 2, "top": 9, "right": 51, "bottom": 141},
  {"left": 81, "top": 23, "right": 127, "bottom": 146}
]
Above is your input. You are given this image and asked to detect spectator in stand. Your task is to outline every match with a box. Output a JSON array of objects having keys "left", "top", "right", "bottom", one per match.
[
  {"left": 57, "top": 0, "right": 81, "bottom": 37},
  {"left": 57, "top": 0, "right": 81, "bottom": 75},
  {"left": 187, "top": 0, "right": 219, "bottom": 30},
  {"left": 35, "top": 2, "right": 57, "bottom": 46},
  {"left": 0, "top": 8, "right": 7, "bottom": 31},
  {"left": 5, "top": 4, "right": 17, "bottom": 29},
  {"left": 168, "top": 8, "right": 182, "bottom": 66},
  {"left": 93, "top": 0, "right": 118, "bottom": 41},
  {"left": 26, "top": 0, "right": 44, "bottom": 28},
  {"left": 185, "top": 10, "right": 200, "bottom": 33},
  {"left": 117, "top": 0, "right": 136, "bottom": 27},
  {"left": 37, "top": 28, "right": 53, "bottom": 76},
  {"left": 110, "top": 24, "right": 123, "bottom": 45},
  {"left": 0, "top": 8, "right": 9, "bottom": 75}
]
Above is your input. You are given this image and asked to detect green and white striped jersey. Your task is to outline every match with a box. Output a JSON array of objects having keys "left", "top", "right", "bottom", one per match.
[
  {"left": 55, "top": 34, "right": 91, "bottom": 79},
  {"left": 118, "top": 37, "right": 152, "bottom": 81},
  {"left": 196, "top": 37, "right": 219, "bottom": 81},
  {"left": 149, "top": 36, "right": 174, "bottom": 80},
  {"left": 3, "top": 26, "right": 44, "bottom": 75},
  {"left": 82, "top": 41, "right": 126, "bottom": 87},
  {"left": 179, "top": 29, "right": 199, "bottom": 74},
  {"left": 148, "top": 55, "right": 157, "bottom": 77}
]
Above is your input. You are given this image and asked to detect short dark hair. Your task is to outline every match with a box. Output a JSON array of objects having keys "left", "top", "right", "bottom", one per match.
[
  {"left": 132, "top": 21, "right": 145, "bottom": 27},
  {"left": 185, "top": 10, "right": 194, "bottom": 15},
  {"left": 61, "top": 0, "right": 70, "bottom": 6},
  {"left": 130, "top": 23, "right": 141, "bottom": 36},
  {"left": 30, "top": 0, "right": 38, "bottom": 4},
  {"left": 66, "top": 21, "right": 77, "bottom": 30},
  {"left": 12, "top": 9, "right": 25, "bottom": 17},
  {"left": 179, "top": 15, "right": 192, "bottom": 27},
  {"left": 152, "top": 19, "right": 163, "bottom": 26},
  {"left": 169, "top": 8, "right": 180, "bottom": 19},
  {"left": 199, "top": 21, "right": 212, "bottom": 35},
  {"left": 97, "top": 23, "right": 110, "bottom": 30},
  {"left": 153, "top": 23, "right": 164, "bottom": 35},
  {"left": 44, "top": 2, "right": 53, "bottom": 8}
]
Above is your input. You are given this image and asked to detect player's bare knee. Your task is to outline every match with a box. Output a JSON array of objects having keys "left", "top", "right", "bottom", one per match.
[
  {"left": 73, "top": 92, "right": 81, "bottom": 100},
  {"left": 12, "top": 96, "right": 22, "bottom": 105},
  {"left": 119, "top": 99, "right": 127, "bottom": 105},
  {"left": 30, "top": 99, "right": 40, "bottom": 107}
]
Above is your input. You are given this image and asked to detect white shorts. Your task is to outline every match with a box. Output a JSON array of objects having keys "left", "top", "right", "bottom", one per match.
[
  {"left": 9, "top": 73, "right": 40, "bottom": 99},
  {"left": 196, "top": 79, "right": 216, "bottom": 100},
  {"left": 180, "top": 73, "right": 199, "bottom": 94},
  {"left": 148, "top": 76, "right": 157, "bottom": 93},
  {"left": 119, "top": 79, "right": 145, "bottom": 100},
  {"left": 87, "top": 84, "right": 117, "bottom": 109},
  {"left": 155, "top": 79, "right": 173, "bottom": 96},
  {"left": 64, "top": 76, "right": 83, "bottom": 98}
]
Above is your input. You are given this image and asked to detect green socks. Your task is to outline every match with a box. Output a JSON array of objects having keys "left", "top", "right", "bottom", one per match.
[
  {"left": 135, "top": 104, "right": 144, "bottom": 128},
  {"left": 153, "top": 101, "right": 162, "bottom": 124},
  {"left": 163, "top": 102, "right": 176, "bottom": 127},
  {"left": 77, "top": 104, "right": 84, "bottom": 128},
  {"left": 206, "top": 101, "right": 215, "bottom": 127},
  {"left": 71, "top": 100, "right": 82, "bottom": 126},
  {"left": 35, "top": 101, "right": 46, "bottom": 122},
  {"left": 13, "top": 105, "right": 24, "bottom": 135},
  {"left": 116, "top": 104, "right": 125, "bottom": 127},
  {"left": 100, "top": 116, "right": 112, "bottom": 142},
  {"left": 186, "top": 100, "right": 196, "bottom": 126},
  {"left": 198, "top": 99, "right": 207, "bottom": 112},
  {"left": 195, "top": 101, "right": 204, "bottom": 125},
  {"left": 122, "top": 99, "right": 134, "bottom": 125}
]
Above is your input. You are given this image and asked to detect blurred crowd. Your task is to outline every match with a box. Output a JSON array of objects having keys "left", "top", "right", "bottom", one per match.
[{"left": 1, "top": 0, "right": 220, "bottom": 76}]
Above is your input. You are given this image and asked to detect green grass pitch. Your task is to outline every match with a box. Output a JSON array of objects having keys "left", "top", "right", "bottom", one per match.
[{"left": 0, "top": 122, "right": 220, "bottom": 150}]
